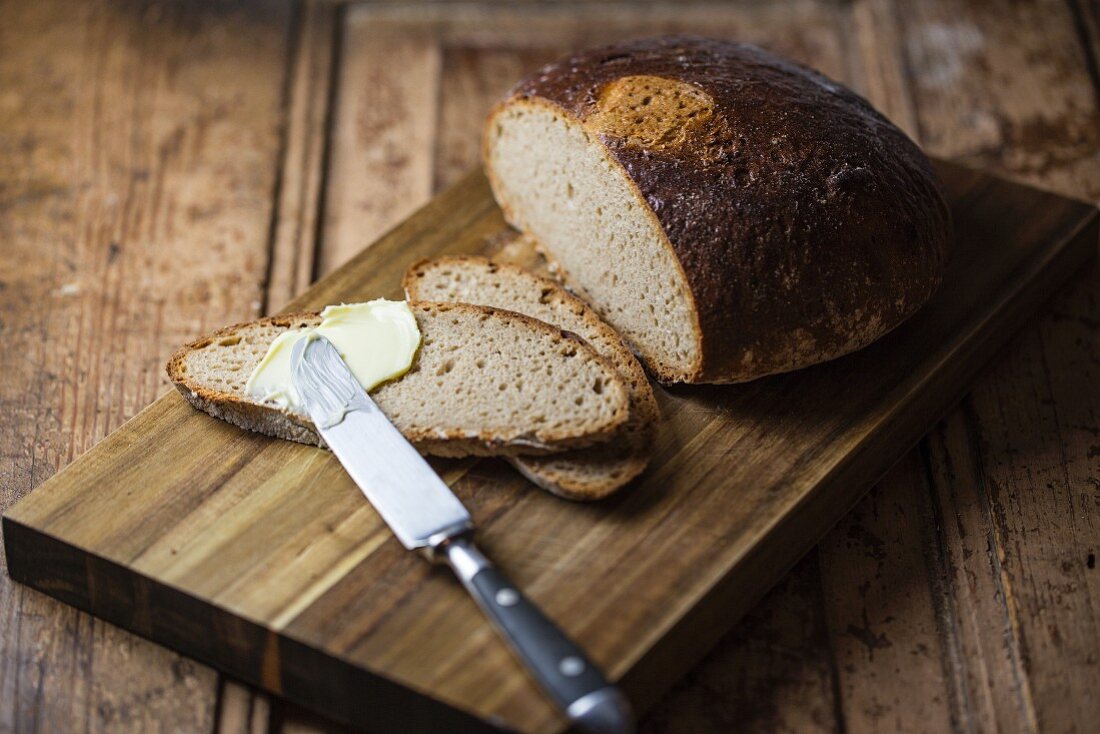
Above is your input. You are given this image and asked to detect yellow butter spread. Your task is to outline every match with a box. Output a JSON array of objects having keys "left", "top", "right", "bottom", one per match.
[{"left": 244, "top": 300, "right": 420, "bottom": 412}]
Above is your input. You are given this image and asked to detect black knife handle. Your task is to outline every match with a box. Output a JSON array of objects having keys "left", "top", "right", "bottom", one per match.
[{"left": 437, "top": 535, "right": 634, "bottom": 734}]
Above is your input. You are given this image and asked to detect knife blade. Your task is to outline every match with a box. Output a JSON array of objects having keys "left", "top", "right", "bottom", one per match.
[{"left": 291, "top": 335, "right": 634, "bottom": 734}]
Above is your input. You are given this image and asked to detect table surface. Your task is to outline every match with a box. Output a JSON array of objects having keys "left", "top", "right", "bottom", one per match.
[{"left": 1, "top": 1, "right": 1097, "bottom": 732}]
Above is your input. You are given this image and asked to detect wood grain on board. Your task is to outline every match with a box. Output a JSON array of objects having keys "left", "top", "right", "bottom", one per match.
[
  {"left": 5, "top": 160, "right": 1097, "bottom": 733},
  {"left": 2, "top": 1, "right": 1099, "bottom": 733}
]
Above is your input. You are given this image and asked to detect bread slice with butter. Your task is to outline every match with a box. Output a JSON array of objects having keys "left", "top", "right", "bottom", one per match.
[
  {"left": 404, "top": 256, "right": 658, "bottom": 499},
  {"left": 167, "top": 301, "right": 631, "bottom": 458}
]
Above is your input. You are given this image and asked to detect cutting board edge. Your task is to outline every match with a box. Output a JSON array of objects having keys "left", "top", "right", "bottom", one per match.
[{"left": 1, "top": 513, "right": 513, "bottom": 734}]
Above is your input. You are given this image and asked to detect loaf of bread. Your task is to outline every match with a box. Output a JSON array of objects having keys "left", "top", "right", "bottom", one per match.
[
  {"left": 167, "top": 302, "right": 631, "bottom": 458},
  {"left": 484, "top": 35, "right": 952, "bottom": 383},
  {"left": 404, "top": 256, "right": 659, "bottom": 499}
]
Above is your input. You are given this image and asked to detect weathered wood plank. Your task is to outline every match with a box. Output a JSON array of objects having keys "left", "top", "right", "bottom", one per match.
[
  {"left": 848, "top": 0, "right": 920, "bottom": 136},
  {"left": 818, "top": 454, "right": 956, "bottom": 733},
  {"left": 216, "top": 679, "right": 272, "bottom": 734},
  {"left": 908, "top": 257, "right": 1100, "bottom": 734},
  {"left": 434, "top": 47, "right": 558, "bottom": 191},
  {"left": 0, "top": 0, "right": 293, "bottom": 732},
  {"left": 345, "top": 0, "right": 849, "bottom": 79},
  {"left": 317, "top": 13, "right": 440, "bottom": 276},
  {"left": 954, "top": 273, "right": 1100, "bottom": 732},
  {"left": 925, "top": 409, "right": 1039, "bottom": 733},
  {"left": 896, "top": 0, "right": 1100, "bottom": 201}
]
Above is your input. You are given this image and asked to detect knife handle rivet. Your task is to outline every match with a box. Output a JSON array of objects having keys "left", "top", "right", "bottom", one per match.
[
  {"left": 495, "top": 588, "right": 520, "bottom": 607},
  {"left": 559, "top": 656, "right": 585, "bottom": 677}
]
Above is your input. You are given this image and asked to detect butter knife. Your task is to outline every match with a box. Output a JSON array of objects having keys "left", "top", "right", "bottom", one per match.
[{"left": 291, "top": 335, "right": 634, "bottom": 734}]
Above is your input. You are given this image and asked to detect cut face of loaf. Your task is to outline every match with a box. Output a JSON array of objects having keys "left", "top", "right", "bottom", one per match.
[
  {"left": 484, "top": 98, "right": 702, "bottom": 382},
  {"left": 166, "top": 302, "right": 631, "bottom": 458},
  {"left": 484, "top": 36, "right": 951, "bottom": 384},
  {"left": 404, "top": 256, "right": 660, "bottom": 499}
]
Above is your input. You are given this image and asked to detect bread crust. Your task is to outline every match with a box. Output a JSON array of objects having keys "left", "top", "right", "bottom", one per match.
[
  {"left": 485, "top": 35, "right": 952, "bottom": 383},
  {"left": 166, "top": 303, "right": 632, "bottom": 458}
]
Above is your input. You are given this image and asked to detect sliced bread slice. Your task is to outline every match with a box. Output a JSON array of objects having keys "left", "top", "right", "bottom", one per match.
[
  {"left": 167, "top": 301, "right": 631, "bottom": 458},
  {"left": 404, "top": 256, "right": 659, "bottom": 499}
]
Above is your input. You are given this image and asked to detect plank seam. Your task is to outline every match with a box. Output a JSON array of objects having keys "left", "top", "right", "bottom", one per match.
[
  {"left": 1065, "top": 0, "right": 1100, "bottom": 103},
  {"left": 265, "top": 694, "right": 282, "bottom": 734},
  {"left": 260, "top": 0, "right": 306, "bottom": 317},
  {"left": 307, "top": 2, "right": 348, "bottom": 286},
  {"left": 211, "top": 678, "right": 227, "bottom": 734},
  {"left": 812, "top": 547, "right": 849, "bottom": 734},
  {"left": 918, "top": 433, "right": 977, "bottom": 734},
  {"left": 881, "top": 0, "right": 929, "bottom": 146},
  {"left": 430, "top": 27, "right": 445, "bottom": 195},
  {"left": 959, "top": 395, "right": 1040, "bottom": 733}
]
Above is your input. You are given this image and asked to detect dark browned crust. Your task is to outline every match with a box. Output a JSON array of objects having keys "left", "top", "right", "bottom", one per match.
[{"left": 496, "top": 35, "right": 952, "bottom": 383}]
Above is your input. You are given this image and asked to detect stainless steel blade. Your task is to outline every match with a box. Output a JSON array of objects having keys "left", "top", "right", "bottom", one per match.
[{"left": 291, "top": 335, "right": 472, "bottom": 549}]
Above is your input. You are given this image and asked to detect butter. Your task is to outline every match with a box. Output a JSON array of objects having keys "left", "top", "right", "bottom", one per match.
[{"left": 244, "top": 300, "right": 420, "bottom": 412}]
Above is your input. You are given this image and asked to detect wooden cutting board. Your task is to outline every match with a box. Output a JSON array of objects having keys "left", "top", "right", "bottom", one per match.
[{"left": 4, "top": 161, "right": 1096, "bottom": 733}]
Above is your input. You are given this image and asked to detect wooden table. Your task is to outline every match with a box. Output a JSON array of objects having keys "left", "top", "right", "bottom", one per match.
[{"left": 1, "top": 1, "right": 1097, "bottom": 731}]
